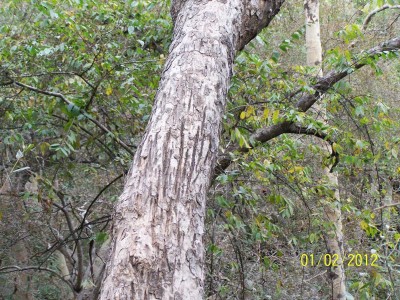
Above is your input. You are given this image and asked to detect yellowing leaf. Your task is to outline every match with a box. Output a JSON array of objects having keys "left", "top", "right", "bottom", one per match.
[
  {"left": 39, "top": 142, "right": 50, "bottom": 156},
  {"left": 105, "top": 87, "right": 113, "bottom": 96},
  {"left": 295, "top": 166, "right": 304, "bottom": 172},
  {"left": 360, "top": 220, "right": 368, "bottom": 230},
  {"left": 263, "top": 108, "right": 269, "bottom": 120},
  {"left": 288, "top": 166, "right": 303, "bottom": 173},
  {"left": 332, "top": 143, "right": 337, "bottom": 152},
  {"left": 246, "top": 106, "right": 255, "bottom": 117},
  {"left": 272, "top": 110, "right": 280, "bottom": 123},
  {"left": 240, "top": 111, "right": 246, "bottom": 120}
]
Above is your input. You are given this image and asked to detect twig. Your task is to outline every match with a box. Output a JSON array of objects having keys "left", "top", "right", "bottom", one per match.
[
  {"left": 77, "top": 172, "right": 125, "bottom": 239},
  {"left": 374, "top": 202, "right": 400, "bottom": 211},
  {"left": 13, "top": 80, "right": 134, "bottom": 156},
  {"left": 304, "top": 270, "right": 327, "bottom": 283},
  {"left": 11, "top": 71, "right": 95, "bottom": 89},
  {"left": 0, "top": 265, "right": 75, "bottom": 292}
]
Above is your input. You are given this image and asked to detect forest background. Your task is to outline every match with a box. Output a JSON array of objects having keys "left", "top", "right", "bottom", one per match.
[{"left": 0, "top": 0, "right": 399, "bottom": 299}]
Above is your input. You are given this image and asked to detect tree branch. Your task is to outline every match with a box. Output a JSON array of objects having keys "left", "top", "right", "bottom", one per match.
[
  {"left": 77, "top": 172, "right": 126, "bottom": 240},
  {"left": 215, "top": 36, "right": 400, "bottom": 178},
  {"left": 295, "top": 36, "right": 400, "bottom": 112},
  {"left": 12, "top": 80, "right": 135, "bottom": 156},
  {"left": 373, "top": 202, "right": 400, "bottom": 211},
  {"left": 46, "top": 186, "right": 84, "bottom": 292},
  {"left": 11, "top": 71, "right": 95, "bottom": 89},
  {"left": 363, "top": 5, "right": 400, "bottom": 30},
  {"left": 0, "top": 265, "right": 75, "bottom": 293}
]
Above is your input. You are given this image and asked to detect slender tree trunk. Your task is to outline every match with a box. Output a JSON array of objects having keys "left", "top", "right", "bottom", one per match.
[
  {"left": 382, "top": 178, "right": 393, "bottom": 227},
  {"left": 12, "top": 241, "right": 33, "bottom": 300},
  {"left": 99, "top": 1, "right": 284, "bottom": 299},
  {"left": 304, "top": 1, "right": 346, "bottom": 299},
  {"left": 55, "top": 250, "right": 75, "bottom": 300},
  {"left": 0, "top": 173, "right": 33, "bottom": 300}
]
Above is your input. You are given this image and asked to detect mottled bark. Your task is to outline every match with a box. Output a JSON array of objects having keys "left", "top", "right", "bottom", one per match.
[
  {"left": 305, "top": 1, "right": 346, "bottom": 299},
  {"left": 99, "top": 1, "right": 284, "bottom": 299},
  {"left": 0, "top": 173, "right": 33, "bottom": 300},
  {"left": 305, "top": 0, "right": 322, "bottom": 70}
]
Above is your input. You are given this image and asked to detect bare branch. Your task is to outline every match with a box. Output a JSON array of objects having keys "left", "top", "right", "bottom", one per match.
[
  {"left": 77, "top": 172, "right": 125, "bottom": 240},
  {"left": 373, "top": 202, "right": 400, "bottom": 211},
  {"left": 363, "top": 5, "right": 400, "bottom": 30},
  {"left": 0, "top": 265, "right": 75, "bottom": 293},
  {"left": 47, "top": 186, "right": 84, "bottom": 292}
]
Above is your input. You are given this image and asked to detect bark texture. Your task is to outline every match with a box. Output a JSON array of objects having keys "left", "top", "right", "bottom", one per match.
[
  {"left": 99, "top": 1, "right": 284, "bottom": 299},
  {"left": 305, "top": 1, "right": 346, "bottom": 299}
]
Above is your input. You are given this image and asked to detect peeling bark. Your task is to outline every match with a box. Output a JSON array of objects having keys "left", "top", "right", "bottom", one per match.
[{"left": 99, "top": 1, "right": 284, "bottom": 299}]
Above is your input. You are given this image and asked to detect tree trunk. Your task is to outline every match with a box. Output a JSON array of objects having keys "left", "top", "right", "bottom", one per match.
[
  {"left": 99, "top": 1, "right": 284, "bottom": 299},
  {"left": 304, "top": 1, "right": 346, "bottom": 299},
  {"left": 382, "top": 178, "right": 393, "bottom": 227},
  {"left": 0, "top": 173, "right": 33, "bottom": 300}
]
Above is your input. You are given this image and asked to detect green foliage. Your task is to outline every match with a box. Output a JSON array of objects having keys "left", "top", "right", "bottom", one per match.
[{"left": 0, "top": 0, "right": 171, "bottom": 297}]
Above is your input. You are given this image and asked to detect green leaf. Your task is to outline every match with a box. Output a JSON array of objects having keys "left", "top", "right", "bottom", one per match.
[
  {"left": 95, "top": 232, "right": 108, "bottom": 244},
  {"left": 271, "top": 51, "right": 280, "bottom": 62},
  {"left": 67, "top": 103, "right": 81, "bottom": 116}
]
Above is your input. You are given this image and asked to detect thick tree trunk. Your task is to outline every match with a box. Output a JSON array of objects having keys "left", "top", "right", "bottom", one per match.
[
  {"left": 99, "top": 1, "right": 283, "bottom": 299},
  {"left": 304, "top": 1, "right": 346, "bottom": 299}
]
